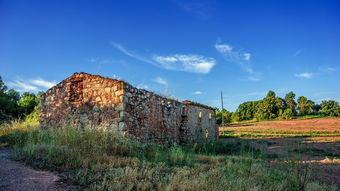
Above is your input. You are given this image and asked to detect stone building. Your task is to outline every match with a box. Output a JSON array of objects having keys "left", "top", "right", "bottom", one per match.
[{"left": 40, "top": 72, "right": 217, "bottom": 144}]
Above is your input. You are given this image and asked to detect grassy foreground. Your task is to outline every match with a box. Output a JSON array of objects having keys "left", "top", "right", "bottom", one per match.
[{"left": 0, "top": 123, "right": 336, "bottom": 191}]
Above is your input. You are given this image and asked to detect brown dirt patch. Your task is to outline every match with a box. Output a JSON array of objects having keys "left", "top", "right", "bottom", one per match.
[
  {"left": 0, "top": 147, "right": 67, "bottom": 191},
  {"left": 220, "top": 118, "right": 340, "bottom": 136}
]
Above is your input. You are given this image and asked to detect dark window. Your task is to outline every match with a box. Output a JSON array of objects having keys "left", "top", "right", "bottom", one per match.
[{"left": 69, "top": 80, "right": 83, "bottom": 103}]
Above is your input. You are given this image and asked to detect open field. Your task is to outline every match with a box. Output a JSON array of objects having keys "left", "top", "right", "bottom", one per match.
[
  {"left": 220, "top": 118, "right": 340, "bottom": 138},
  {"left": 219, "top": 118, "right": 340, "bottom": 187}
]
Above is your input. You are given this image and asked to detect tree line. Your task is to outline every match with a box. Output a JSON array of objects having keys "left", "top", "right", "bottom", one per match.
[
  {"left": 216, "top": 90, "right": 340, "bottom": 124},
  {"left": 0, "top": 76, "right": 40, "bottom": 124}
]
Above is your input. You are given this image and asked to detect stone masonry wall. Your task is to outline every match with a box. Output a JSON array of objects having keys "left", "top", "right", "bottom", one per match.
[
  {"left": 184, "top": 104, "right": 218, "bottom": 142},
  {"left": 122, "top": 84, "right": 186, "bottom": 144},
  {"left": 122, "top": 84, "right": 217, "bottom": 144},
  {"left": 40, "top": 72, "right": 217, "bottom": 144},
  {"left": 40, "top": 73, "right": 125, "bottom": 131}
]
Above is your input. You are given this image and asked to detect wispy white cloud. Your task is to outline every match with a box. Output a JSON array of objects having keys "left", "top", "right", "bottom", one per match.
[
  {"left": 152, "top": 54, "right": 216, "bottom": 74},
  {"left": 243, "top": 53, "right": 251, "bottom": 61},
  {"left": 111, "top": 41, "right": 216, "bottom": 74},
  {"left": 110, "top": 41, "right": 155, "bottom": 65},
  {"left": 215, "top": 43, "right": 253, "bottom": 74},
  {"left": 215, "top": 44, "right": 232, "bottom": 54},
  {"left": 193, "top": 91, "right": 203, "bottom": 95},
  {"left": 291, "top": 67, "right": 336, "bottom": 80},
  {"left": 215, "top": 41, "right": 260, "bottom": 80},
  {"left": 110, "top": 42, "right": 136, "bottom": 58},
  {"left": 7, "top": 80, "right": 38, "bottom": 92},
  {"left": 295, "top": 72, "right": 312, "bottom": 79},
  {"left": 30, "top": 78, "right": 56, "bottom": 88},
  {"left": 319, "top": 66, "right": 336, "bottom": 72},
  {"left": 154, "top": 77, "right": 168, "bottom": 86},
  {"left": 7, "top": 77, "right": 56, "bottom": 92},
  {"left": 154, "top": 77, "right": 169, "bottom": 95}
]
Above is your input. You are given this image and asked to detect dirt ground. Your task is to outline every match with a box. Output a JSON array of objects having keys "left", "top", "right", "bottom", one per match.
[
  {"left": 220, "top": 118, "right": 340, "bottom": 135},
  {"left": 220, "top": 118, "right": 340, "bottom": 187},
  {"left": 0, "top": 147, "right": 67, "bottom": 191}
]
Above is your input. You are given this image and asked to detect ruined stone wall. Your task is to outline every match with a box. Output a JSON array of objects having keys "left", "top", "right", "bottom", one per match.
[
  {"left": 184, "top": 104, "right": 217, "bottom": 142},
  {"left": 122, "top": 84, "right": 217, "bottom": 144},
  {"left": 40, "top": 72, "right": 217, "bottom": 144},
  {"left": 122, "top": 84, "right": 185, "bottom": 144},
  {"left": 40, "top": 73, "right": 125, "bottom": 130}
]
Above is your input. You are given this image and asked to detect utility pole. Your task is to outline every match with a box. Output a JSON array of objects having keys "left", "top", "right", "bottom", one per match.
[{"left": 221, "top": 91, "right": 224, "bottom": 126}]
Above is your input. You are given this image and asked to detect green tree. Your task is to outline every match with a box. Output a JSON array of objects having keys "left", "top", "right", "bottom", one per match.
[
  {"left": 306, "top": 100, "right": 315, "bottom": 113},
  {"left": 7, "top": 89, "right": 20, "bottom": 102},
  {"left": 0, "top": 76, "right": 40, "bottom": 124},
  {"left": 216, "top": 109, "right": 232, "bottom": 125},
  {"left": 17, "top": 92, "right": 39, "bottom": 117},
  {"left": 312, "top": 104, "right": 322, "bottom": 113},
  {"left": 297, "top": 96, "right": 313, "bottom": 115},
  {"left": 236, "top": 101, "right": 256, "bottom": 121},
  {"left": 0, "top": 76, "right": 20, "bottom": 123},
  {"left": 231, "top": 112, "right": 240, "bottom": 123},
  {"left": 254, "top": 91, "right": 283, "bottom": 121},
  {"left": 320, "top": 100, "right": 340, "bottom": 116},
  {"left": 280, "top": 108, "right": 293, "bottom": 120},
  {"left": 284, "top": 91, "right": 296, "bottom": 114},
  {"left": 266, "top": 90, "right": 276, "bottom": 98},
  {"left": 0, "top": 76, "right": 6, "bottom": 92}
]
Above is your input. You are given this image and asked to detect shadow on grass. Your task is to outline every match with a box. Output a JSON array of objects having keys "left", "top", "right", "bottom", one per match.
[{"left": 219, "top": 135, "right": 340, "bottom": 187}]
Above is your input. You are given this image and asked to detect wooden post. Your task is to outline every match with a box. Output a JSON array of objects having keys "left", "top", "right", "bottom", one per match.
[{"left": 221, "top": 91, "right": 224, "bottom": 127}]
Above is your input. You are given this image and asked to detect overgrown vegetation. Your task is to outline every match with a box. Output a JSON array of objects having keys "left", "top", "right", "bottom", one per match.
[
  {"left": 216, "top": 90, "right": 340, "bottom": 125},
  {"left": 0, "top": 123, "right": 336, "bottom": 191},
  {"left": 0, "top": 76, "right": 41, "bottom": 124}
]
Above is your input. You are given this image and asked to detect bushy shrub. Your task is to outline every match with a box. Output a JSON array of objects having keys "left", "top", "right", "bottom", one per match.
[
  {"left": 215, "top": 109, "right": 233, "bottom": 124},
  {"left": 321, "top": 100, "right": 340, "bottom": 117},
  {"left": 280, "top": 108, "right": 293, "bottom": 120}
]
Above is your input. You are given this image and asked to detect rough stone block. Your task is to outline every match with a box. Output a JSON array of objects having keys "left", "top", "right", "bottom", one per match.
[
  {"left": 105, "top": 87, "right": 111, "bottom": 93},
  {"left": 95, "top": 97, "right": 101, "bottom": 102}
]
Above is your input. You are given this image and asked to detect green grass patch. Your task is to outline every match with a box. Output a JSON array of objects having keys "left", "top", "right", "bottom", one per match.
[{"left": 0, "top": 123, "right": 337, "bottom": 191}]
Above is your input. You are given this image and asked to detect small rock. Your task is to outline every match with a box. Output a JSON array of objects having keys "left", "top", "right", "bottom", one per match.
[{"left": 95, "top": 97, "right": 101, "bottom": 102}]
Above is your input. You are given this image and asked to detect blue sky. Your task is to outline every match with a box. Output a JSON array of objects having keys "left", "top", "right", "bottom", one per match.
[{"left": 1, "top": 0, "right": 339, "bottom": 111}]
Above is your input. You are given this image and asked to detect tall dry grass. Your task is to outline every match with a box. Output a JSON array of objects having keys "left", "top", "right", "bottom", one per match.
[{"left": 0, "top": 123, "right": 336, "bottom": 191}]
